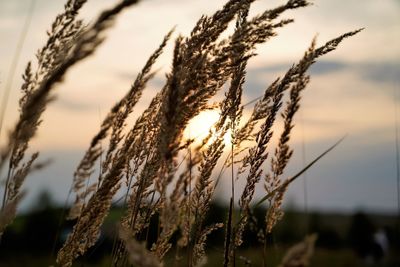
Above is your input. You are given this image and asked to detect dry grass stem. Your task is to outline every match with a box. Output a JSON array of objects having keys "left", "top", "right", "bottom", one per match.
[{"left": 278, "top": 234, "right": 318, "bottom": 267}]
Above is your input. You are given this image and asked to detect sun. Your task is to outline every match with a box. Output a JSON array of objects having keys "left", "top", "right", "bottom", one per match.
[{"left": 184, "top": 110, "right": 232, "bottom": 147}]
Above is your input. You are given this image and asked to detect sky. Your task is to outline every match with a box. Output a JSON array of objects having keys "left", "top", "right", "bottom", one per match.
[{"left": 0, "top": 0, "right": 399, "bottom": 214}]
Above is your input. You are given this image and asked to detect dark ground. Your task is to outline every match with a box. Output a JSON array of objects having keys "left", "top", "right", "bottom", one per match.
[{"left": 0, "top": 192, "right": 399, "bottom": 267}]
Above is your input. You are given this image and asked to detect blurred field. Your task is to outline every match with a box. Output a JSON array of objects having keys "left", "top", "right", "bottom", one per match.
[{"left": 0, "top": 193, "right": 399, "bottom": 266}]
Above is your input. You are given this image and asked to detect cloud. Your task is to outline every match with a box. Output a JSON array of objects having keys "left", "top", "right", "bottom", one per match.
[
  {"left": 55, "top": 98, "right": 99, "bottom": 112},
  {"left": 250, "top": 60, "right": 400, "bottom": 93},
  {"left": 359, "top": 62, "right": 400, "bottom": 84}
]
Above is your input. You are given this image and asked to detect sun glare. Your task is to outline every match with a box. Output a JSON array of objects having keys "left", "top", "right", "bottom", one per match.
[{"left": 184, "top": 110, "right": 232, "bottom": 147}]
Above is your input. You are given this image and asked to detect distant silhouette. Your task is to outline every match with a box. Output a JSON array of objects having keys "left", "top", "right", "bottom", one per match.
[{"left": 348, "top": 212, "right": 388, "bottom": 265}]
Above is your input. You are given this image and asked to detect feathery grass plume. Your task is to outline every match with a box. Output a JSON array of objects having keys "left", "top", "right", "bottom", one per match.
[
  {"left": 154, "top": 0, "right": 299, "bottom": 168},
  {"left": 145, "top": 0, "right": 268, "bottom": 253},
  {"left": 115, "top": 1, "right": 263, "bottom": 258},
  {"left": 187, "top": 128, "right": 227, "bottom": 264},
  {"left": 150, "top": 149, "right": 199, "bottom": 260},
  {"left": 13, "top": 0, "right": 141, "bottom": 135},
  {"left": 153, "top": 0, "right": 251, "bottom": 160},
  {"left": 0, "top": 192, "right": 25, "bottom": 237},
  {"left": 113, "top": 156, "right": 161, "bottom": 265},
  {"left": 151, "top": 199, "right": 179, "bottom": 260},
  {"left": 0, "top": 0, "right": 86, "bottom": 172},
  {"left": 5, "top": 152, "right": 48, "bottom": 203},
  {"left": 210, "top": 0, "right": 312, "bottom": 195},
  {"left": 102, "top": 28, "right": 173, "bottom": 167},
  {"left": 100, "top": 89, "right": 166, "bottom": 265},
  {"left": 264, "top": 39, "right": 315, "bottom": 234},
  {"left": 118, "top": 39, "right": 185, "bottom": 242},
  {"left": 149, "top": 150, "right": 198, "bottom": 262},
  {"left": 188, "top": 22, "right": 251, "bottom": 257},
  {"left": 173, "top": 148, "right": 202, "bottom": 259},
  {"left": 55, "top": 0, "right": 159, "bottom": 264},
  {"left": 245, "top": 28, "right": 363, "bottom": 144},
  {"left": 264, "top": 74, "right": 310, "bottom": 232},
  {"left": 234, "top": 29, "right": 363, "bottom": 251},
  {"left": 217, "top": 1, "right": 315, "bottom": 169},
  {"left": 118, "top": 0, "right": 312, "bottom": 263},
  {"left": 192, "top": 223, "right": 223, "bottom": 267},
  {"left": 120, "top": 90, "right": 165, "bottom": 184},
  {"left": 156, "top": 0, "right": 306, "bottom": 229},
  {"left": 57, "top": 157, "right": 124, "bottom": 266},
  {"left": 60, "top": 108, "right": 162, "bottom": 264},
  {"left": 262, "top": 29, "right": 363, "bottom": 234},
  {"left": 69, "top": 29, "right": 173, "bottom": 220},
  {"left": 0, "top": 0, "right": 365, "bottom": 264},
  {"left": 119, "top": 224, "right": 162, "bottom": 267},
  {"left": 234, "top": 84, "right": 284, "bottom": 247},
  {"left": 2, "top": 0, "right": 139, "bottom": 234},
  {"left": 219, "top": 6, "right": 250, "bottom": 266},
  {"left": 212, "top": 3, "right": 249, "bottom": 134},
  {"left": 0, "top": 0, "right": 87, "bottom": 235},
  {"left": 236, "top": 28, "right": 364, "bottom": 149},
  {"left": 237, "top": 28, "right": 363, "bottom": 176},
  {"left": 7, "top": 0, "right": 140, "bottom": 163},
  {"left": 278, "top": 234, "right": 317, "bottom": 267},
  {"left": 58, "top": 0, "right": 362, "bottom": 265},
  {"left": 151, "top": 131, "right": 224, "bottom": 262}
]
